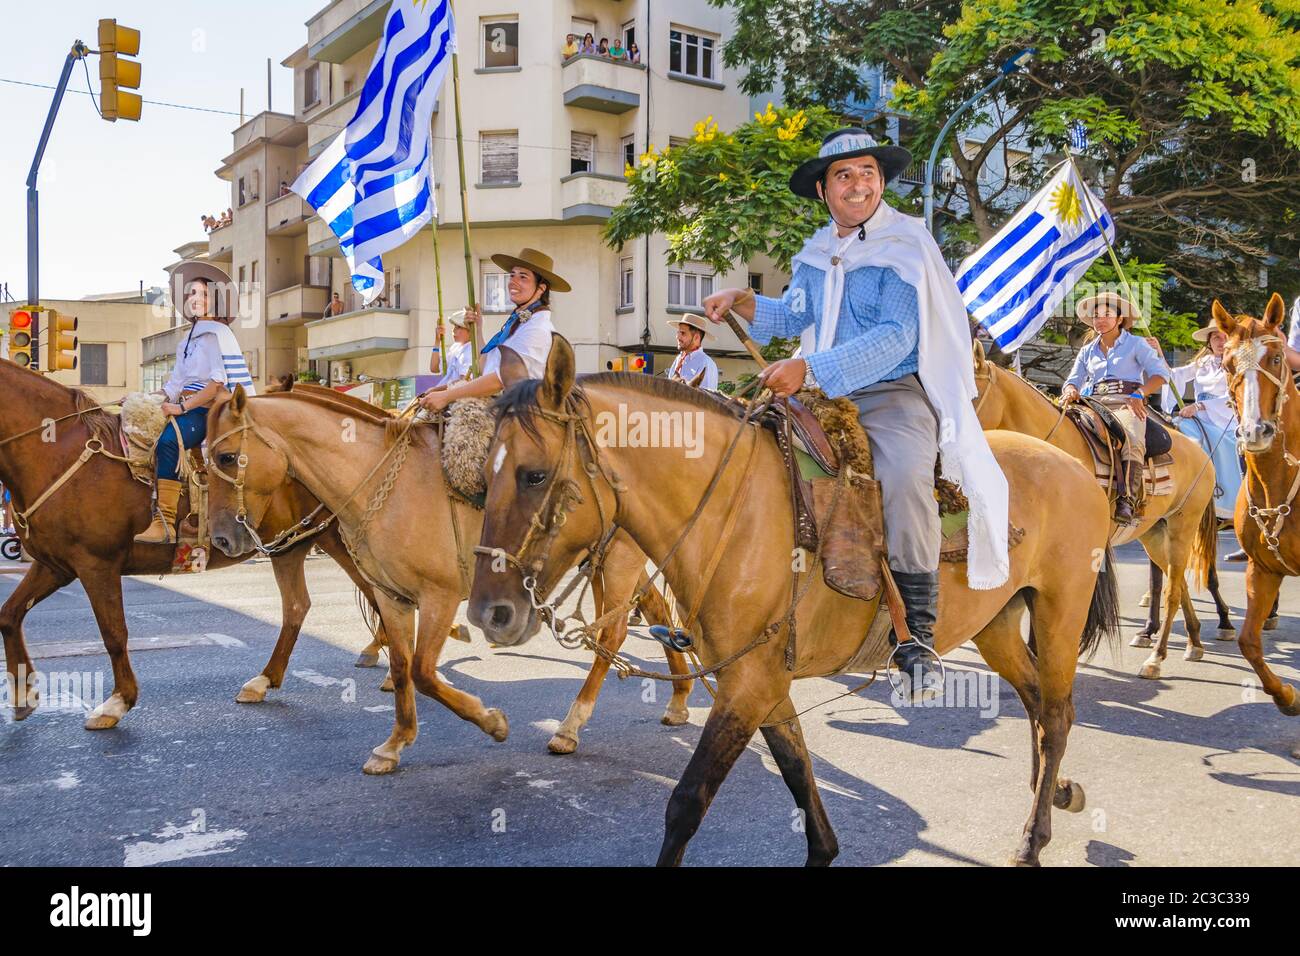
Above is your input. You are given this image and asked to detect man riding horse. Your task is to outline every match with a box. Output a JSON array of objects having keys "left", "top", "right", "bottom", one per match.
[{"left": 703, "top": 127, "right": 1010, "bottom": 702}]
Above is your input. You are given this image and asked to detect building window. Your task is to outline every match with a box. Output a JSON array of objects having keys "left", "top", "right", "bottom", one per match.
[
  {"left": 250, "top": 170, "right": 260, "bottom": 202},
  {"left": 668, "top": 136, "right": 690, "bottom": 151},
  {"left": 622, "top": 20, "right": 636, "bottom": 52},
  {"left": 304, "top": 64, "right": 320, "bottom": 108},
  {"left": 81, "top": 343, "right": 108, "bottom": 386},
  {"left": 669, "top": 28, "right": 717, "bottom": 81},
  {"left": 238, "top": 177, "right": 247, "bottom": 207},
  {"left": 480, "top": 131, "right": 519, "bottom": 185},
  {"left": 667, "top": 263, "right": 715, "bottom": 309},
  {"left": 748, "top": 273, "right": 763, "bottom": 295},
  {"left": 619, "top": 257, "right": 634, "bottom": 308},
  {"left": 482, "top": 18, "right": 519, "bottom": 69},
  {"left": 571, "top": 132, "right": 594, "bottom": 175},
  {"left": 621, "top": 134, "right": 635, "bottom": 170},
  {"left": 392, "top": 267, "right": 401, "bottom": 309},
  {"left": 482, "top": 263, "right": 511, "bottom": 312},
  {"left": 572, "top": 17, "right": 596, "bottom": 46}
]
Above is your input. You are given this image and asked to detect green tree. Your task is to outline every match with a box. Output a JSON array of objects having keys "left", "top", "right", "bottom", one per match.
[{"left": 711, "top": 0, "right": 1300, "bottom": 315}]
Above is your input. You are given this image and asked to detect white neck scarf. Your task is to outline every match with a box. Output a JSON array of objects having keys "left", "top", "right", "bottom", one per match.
[
  {"left": 792, "top": 203, "right": 1009, "bottom": 590},
  {"left": 190, "top": 320, "right": 256, "bottom": 395}
]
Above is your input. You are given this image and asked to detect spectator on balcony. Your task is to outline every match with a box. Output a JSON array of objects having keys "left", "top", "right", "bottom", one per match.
[
  {"left": 580, "top": 33, "right": 596, "bottom": 55},
  {"left": 279, "top": 180, "right": 290, "bottom": 197},
  {"left": 628, "top": 42, "right": 641, "bottom": 64},
  {"left": 562, "top": 33, "right": 579, "bottom": 59},
  {"left": 597, "top": 37, "right": 610, "bottom": 56},
  {"left": 322, "top": 292, "right": 344, "bottom": 319},
  {"left": 609, "top": 38, "right": 626, "bottom": 60}
]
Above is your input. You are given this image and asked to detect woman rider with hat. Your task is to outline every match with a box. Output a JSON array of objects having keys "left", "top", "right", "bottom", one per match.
[
  {"left": 1062, "top": 292, "right": 1170, "bottom": 524},
  {"left": 419, "top": 248, "right": 570, "bottom": 413},
  {"left": 136, "top": 260, "right": 256, "bottom": 544}
]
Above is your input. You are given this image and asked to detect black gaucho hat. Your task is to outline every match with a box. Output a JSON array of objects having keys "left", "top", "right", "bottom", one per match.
[{"left": 789, "top": 127, "right": 913, "bottom": 200}]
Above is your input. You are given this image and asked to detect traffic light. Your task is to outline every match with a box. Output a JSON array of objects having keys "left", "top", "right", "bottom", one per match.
[
  {"left": 605, "top": 353, "right": 654, "bottom": 374},
  {"left": 98, "top": 19, "right": 142, "bottom": 122},
  {"left": 7, "top": 309, "right": 34, "bottom": 368},
  {"left": 44, "top": 310, "right": 78, "bottom": 372}
]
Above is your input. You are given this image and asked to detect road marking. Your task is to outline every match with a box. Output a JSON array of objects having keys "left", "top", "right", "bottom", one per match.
[
  {"left": 5, "top": 632, "right": 245, "bottom": 662},
  {"left": 291, "top": 668, "right": 346, "bottom": 688},
  {"left": 123, "top": 824, "right": 247, "bottom": 867}
]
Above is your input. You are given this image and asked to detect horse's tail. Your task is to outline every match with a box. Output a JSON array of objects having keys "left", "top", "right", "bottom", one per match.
[
  {"left": 1188, "top": 499, "right": 1217, "bottom": 594},
  {"left": 1081, "top": 544, "right": 1121, "bottom": 661},
  {"left": 355, "top": 586, "right": 384, "bottom": 642}
]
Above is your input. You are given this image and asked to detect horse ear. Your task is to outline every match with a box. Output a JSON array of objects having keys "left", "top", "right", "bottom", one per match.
[
  {"left": 230, "top": 383, "right": 248, "bottom": 418},
  {"left": 1263, "top": 292, "right": 1287, "bottom": 331},
  {"left": 496, "top": 345, "right": 529, "bottom": 388},
  {"left": 540, "top": 333, "right": 576, "bottom": 409},
  {"left": 973, "top": 338, "right": 987, "bottom": 368},
  {"left": 1211, "top": 300, "right": 1236, "bottom": 337}
]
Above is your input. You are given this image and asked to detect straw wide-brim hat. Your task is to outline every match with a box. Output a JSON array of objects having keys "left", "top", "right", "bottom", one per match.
[
  {"left": 1192, "top": 324, "right": 1226, "bottom": 343},
  {"left": 168, "top": 259, "right": 236, "bottom": 320},
  {"left": 447, "top": 309, "right": 469, "bottom": 330},
  {"left": 1076, "top": 292, "right": 1137, "bottom": 329},
  {"left": 489, "top": 247, "right": 571, "bottom": 294},
  {"left": 789, "top": 127, "right": 913, "bottom": 200},
  {"left": 666, "top": 314, "right": 713, "bottom": 339}
]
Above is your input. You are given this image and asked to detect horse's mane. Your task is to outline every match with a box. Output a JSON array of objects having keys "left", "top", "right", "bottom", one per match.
[
  {"left": 0, "top": 357, "right": 119, "bottom": 448},
  {"left": 260, "top": 383, "right": 395, "bottom": 423},
  {"left": 493, "top": 371, "right": 744, "bottom": 443}
]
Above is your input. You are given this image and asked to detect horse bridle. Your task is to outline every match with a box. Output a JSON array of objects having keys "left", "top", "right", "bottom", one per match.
[{"left": 1224, "top": 333, "right": 1300, "bottom": 572}]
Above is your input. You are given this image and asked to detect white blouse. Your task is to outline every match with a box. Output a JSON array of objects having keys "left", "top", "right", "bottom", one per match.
[
  {"left": 1162, "top": 354, "right": 1236, "bottom": 430},
  {"left": 481, "top": 309, "right": 556, "bottom": 381},
  {"left": 162, "top": 327, "right": 227, "bottom": 401},
  {"left": 434, "top": 339, "right": 472, "bottom": 386}
]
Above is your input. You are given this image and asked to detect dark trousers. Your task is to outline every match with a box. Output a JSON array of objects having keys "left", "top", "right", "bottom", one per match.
[{"left": 156, "top": 406, "right": 208, "bottom": 481}]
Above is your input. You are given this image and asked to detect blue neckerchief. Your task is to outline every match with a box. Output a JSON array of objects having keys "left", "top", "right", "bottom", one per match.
[{"left": 481, "top": 303, "right": 537, "bottom": 355}]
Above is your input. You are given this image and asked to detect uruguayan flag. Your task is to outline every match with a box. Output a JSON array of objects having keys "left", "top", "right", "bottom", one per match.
[
  {"left": 291, "top": 0, "right": 455, "bottom": 304},
  {"left": 957, "top": 161, "right": 1114, "bottom": 351}
]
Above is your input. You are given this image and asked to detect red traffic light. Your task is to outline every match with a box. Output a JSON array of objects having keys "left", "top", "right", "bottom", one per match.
[
  {"left": 629, "top": 356, "right": 646, "bottom": 371},
  {"left": 11, "top": 310, "right": 32, "bottom": 330}
]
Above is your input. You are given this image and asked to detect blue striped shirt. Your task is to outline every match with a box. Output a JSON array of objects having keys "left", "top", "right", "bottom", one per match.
[{"left": 749, "top": 262, "right": 920, "bottom": 398}]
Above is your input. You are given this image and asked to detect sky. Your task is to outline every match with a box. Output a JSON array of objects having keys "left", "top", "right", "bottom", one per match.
[{"left": 0, "top": 2, "right": 317, "bottom": 301}]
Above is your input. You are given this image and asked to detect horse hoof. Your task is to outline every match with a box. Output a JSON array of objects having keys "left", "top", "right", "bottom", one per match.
[
  {"left": 363, "top": 752, "right": 400, "bottom": 775},
  {"left": 1063, "top": 782, "right": 1086, "bottom": 813},
  {"left": 661, "top": 705, "right": 690, "bottom": 727},
  {"left": 379, "top": 673, "right": 394, "bottom": 693},
  {"left": 83, "top": 712, "right": 121, "bottom": 730},
  {"left": 483, "top": 708, "right": 509, "bottom": 742},
  {"left": 354, "top": 651, "right": 381, "bottom": 668},
  {"left": 1130, "top": 634, "right": 1153, "bottom": 649},
  {"left": 1184, "top": 646, "right": 1205, "bottom": 663},
  {"left": 1264, "top": 616, "right": 1279, "bottom": 631},
  {"left": 12, "top": 687, "right": 39, "bottom": 720},
  {"left": 1216, "top": 627, "right": 1236, "bottom": 641},
  {"left": 83, "top": 695, "right": 128, "bottom": 730},
  {"left": 1138, "top": 661, "right": 1162, "bottom": 680},
  {"left": 1009, "top": 856, "right": 1040, "bottom": 868},
  {"left": 1138, "top": 591, "right": 1151, "bottom": 608},
  {"left": 235, "top": 675, "right": 271, "bottom": 704},
  {"left": 1290, "top": 740, "right": 1300, "bottom": 760},
  {"left": 1277, "top": 685, "right": 1300, "bottom": 717},
  {"left": 547, "top": 732, "right": 578, "bottom": 755}
]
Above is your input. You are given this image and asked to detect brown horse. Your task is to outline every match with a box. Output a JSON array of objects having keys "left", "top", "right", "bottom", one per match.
[
  {"left": 1211, "top": 293, "right": 1300, "bottom": 753},
  {"left": 468, "top": 338, "right": 1121, "bottom": 866},
  {"left": 972, "top": 341, "right": 1219, "bottom": 680},
  {"left": 0, "top": 358, "right": 385, "bottom": 728},
  {"left": 203, "top": 386, "right": 691, "bottom": 773}
]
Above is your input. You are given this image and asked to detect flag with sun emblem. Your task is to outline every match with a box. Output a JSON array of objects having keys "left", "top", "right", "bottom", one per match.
[{"left": 956, "top": 161, "right": 1114, "bottom": 351}]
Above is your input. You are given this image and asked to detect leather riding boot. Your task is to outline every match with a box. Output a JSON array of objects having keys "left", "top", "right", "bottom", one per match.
[
  {"left": 890, "top": 569, "right": 942, "bottom": 704},
  {"left": 135, "top": 479, "right": 182, "bottom": 545},
  {"left": 1113, "top": 460, "right": 1139, "bottom": 525}
]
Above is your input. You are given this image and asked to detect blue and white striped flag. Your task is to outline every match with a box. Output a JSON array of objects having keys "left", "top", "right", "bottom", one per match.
[
  {"left": 956, "top": 161, "right": 1114, "bottom": 352},
  {"left": 1067, "top": 120, "right": 1088, "bottom": 152},
  {"left": 291, "top": 0, "right": 455, "bottom": 304}
]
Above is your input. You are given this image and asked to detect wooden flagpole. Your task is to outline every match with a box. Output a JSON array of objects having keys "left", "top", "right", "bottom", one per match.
[
  {"left": 431, "top": 222, "right": 448, "bottom": 374},
  {"left": 448, "top": 0, "right": 481, "bottom": 376}
]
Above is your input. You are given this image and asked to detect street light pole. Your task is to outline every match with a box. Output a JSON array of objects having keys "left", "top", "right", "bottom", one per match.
[{"left": 922, "top": 48, "right": 1033, "bottom": 235}]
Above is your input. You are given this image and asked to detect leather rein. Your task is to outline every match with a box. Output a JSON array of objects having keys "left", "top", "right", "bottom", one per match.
[
  {"left": 476, "top": 386, "right": 824, "bottom": 682},
  {"left": 1224, "top": 333, "right": 1300, "bottom": 573}
]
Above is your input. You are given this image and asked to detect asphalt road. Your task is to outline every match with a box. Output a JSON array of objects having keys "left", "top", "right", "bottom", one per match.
[{"left": 1, "top": 533, "right": 1297, "bottom": 867}]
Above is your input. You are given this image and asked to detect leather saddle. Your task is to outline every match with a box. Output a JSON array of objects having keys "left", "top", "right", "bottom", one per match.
[{"left": 1080, "top": 396, "right": 1172, "bottom": 460}]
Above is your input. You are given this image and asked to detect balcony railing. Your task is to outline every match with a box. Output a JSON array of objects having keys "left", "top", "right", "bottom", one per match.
[
  {"left": 560, "top": 172, "right": 629, "bottom": 223},
  {"left": 562, "top": 55, "right": 644, "bottom": 114},
  {"left": 207, "top": 221, "right": 234, "bottom": 261},
  {"left": 305, "top": 305, "right": 410, "bottom": 360},
  {"left": 267, "top": 284, "right": 331, "bottom": 327},
  {"left": 267, "top": 192, "right": 308, "bottom": 235}
]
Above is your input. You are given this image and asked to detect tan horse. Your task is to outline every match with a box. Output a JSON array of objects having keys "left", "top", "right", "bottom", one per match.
[
  {"left": 0, "top": 358, "right": 387, "bottom": 728},
  {"left": 972, "top": 342, "right": 1218, "bottom": 680},
  {"left": 203, "top": 386, "right": 691, "bottom": 772},
  {"left": 1211, "top": 293, "right": 1300, "bottom": 753},
  {"left": 468, "top": 338, "right": 1121, "bottom": 866}
]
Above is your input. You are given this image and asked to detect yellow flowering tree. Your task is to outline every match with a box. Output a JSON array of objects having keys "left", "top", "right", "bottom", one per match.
[{"left": 607, "top": 104, "right": 880, "bottom": 272}]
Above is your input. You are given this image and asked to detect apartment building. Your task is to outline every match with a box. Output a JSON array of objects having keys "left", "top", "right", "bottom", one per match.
[{"left": 166, "top": 0, "right": 776, "bottom": 399}]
